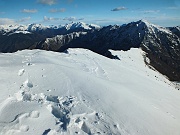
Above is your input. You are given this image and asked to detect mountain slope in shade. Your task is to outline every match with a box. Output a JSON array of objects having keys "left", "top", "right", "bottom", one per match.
[
  {"left": 0, "top": 22, "right": 99, "bottom": 53},
  {"left": 0, "top": 48, "right": 180, "bottom": 135},
  {"left": 37, "top": 20, "right": 180, "bottom": 81},
  {"left": 167, "top": 26, "right": 180, "bottom": 37},
  {"left": 138, "top": 20, "right": 180, "bottom": 81}
]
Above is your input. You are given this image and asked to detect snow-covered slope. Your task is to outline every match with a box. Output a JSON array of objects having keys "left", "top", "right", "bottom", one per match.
[{"left": 0, "top": 48, "right": 179, "bottom": 135}]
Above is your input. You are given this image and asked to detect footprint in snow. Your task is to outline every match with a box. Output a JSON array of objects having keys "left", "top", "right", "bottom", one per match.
[
  {"left": 20, "top": 79, "right": 33, "bottom": 90},
  {"left": 18, "top": 69, "right": 25, "bottom": 76},
  {"left": 23, "top": 79, "right": 33, "bottom": 88},
  {"left": 26, "top": 63, "right": 33, "bottom": 66},
  {"left": 42, "top": 75, "right": 46, "bottom": 77},
  {"left": 20, "top": 125, "right": 29, "bottom": 132},
  {"left": 30, "top": 111, "right": 40, "bottom": 118}
]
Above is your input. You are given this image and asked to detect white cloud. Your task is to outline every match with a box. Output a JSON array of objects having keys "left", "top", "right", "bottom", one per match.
[
  {"left": 143, "top": 10, "right": 160, "bottom": 14},
  {"left": 43, "top": 16, "right": 60, "bottom": 21},
  {"left": 0, "top": 18, "right": 15, "bottom": 25},
  {"left": 0, "top": 12, "right": 5, "bottom": 14},
  {"left": 43, "top": 16, "right": 84, "bottom": 22},
  {"left": 78, "top": 18, "right": 84, "bottom": 21},
  {"left": 49, "top": 8, "right": 66, "bottom": 13},
  {"left": 167, "top": 7, "right": 179, "bottom": 10},
  {"left": 21, "top": 9, "right": 38, "bottom": 13},
  {"left": 63, "top": 17, "right": 76, "bottom": 21},
  {"left": 111, "top": 7, "right": 127, "bottom": 11},
  {"left": 37, "top": 0, "right": 57, "bottom": 5},
  {"left": 17, "top": 17, "right": 31, "bottom": 23},
  {"left": 63, "top": 17, "right": 84, "bottom": 21}
]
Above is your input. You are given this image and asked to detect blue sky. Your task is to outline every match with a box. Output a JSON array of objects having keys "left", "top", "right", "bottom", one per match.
[{"left": 0, "top": 0, "right": 180, "bottom": 26}]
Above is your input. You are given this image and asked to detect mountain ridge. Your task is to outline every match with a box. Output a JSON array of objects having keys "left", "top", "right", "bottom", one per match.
[
  {"left": 35, "top": 20, "right": 180, "bottom": 81},
  {"left": 0, "top": 22, "right": 100, "bottom": 34},
  {"left": 0, "top": 20, "right": 179, "bottom": 81}
]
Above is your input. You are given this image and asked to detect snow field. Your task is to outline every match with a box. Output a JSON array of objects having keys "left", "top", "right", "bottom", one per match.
[{"left": 0, "top": 48, "right": 180, "bottom": 135}]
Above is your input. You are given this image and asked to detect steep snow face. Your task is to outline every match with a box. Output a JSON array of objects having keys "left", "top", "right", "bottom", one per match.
[{"left": 0, "top": 48, "right": 180, "bottom": 135}]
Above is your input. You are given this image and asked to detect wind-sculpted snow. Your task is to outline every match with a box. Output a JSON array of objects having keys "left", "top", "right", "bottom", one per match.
[
  {"left": 0, "top": 20, "right": 179, "bottom": 133},
  {"left": 0, "top": 48, "right": 180, "bottom": 135}
]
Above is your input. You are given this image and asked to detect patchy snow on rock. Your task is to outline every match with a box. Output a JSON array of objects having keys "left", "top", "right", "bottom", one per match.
[{"left": 0, "top": 48, "right": 180, "bottom": 135}]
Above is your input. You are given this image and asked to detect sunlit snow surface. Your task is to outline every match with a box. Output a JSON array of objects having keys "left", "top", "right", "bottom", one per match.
[{"left": 0, "top": 48, "right": 180, "bottom": 135}]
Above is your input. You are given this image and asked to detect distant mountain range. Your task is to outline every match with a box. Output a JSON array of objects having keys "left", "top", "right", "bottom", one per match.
[{"left": 0, "top": 20, "right": 179, "bottom": 81}]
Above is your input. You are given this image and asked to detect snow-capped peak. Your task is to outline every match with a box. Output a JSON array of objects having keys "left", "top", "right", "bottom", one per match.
[
  {"left": 64, "top": 22, "right": 100, "bottom": 30},
  {"left": 0, "top": 23, "right": 49, "bottom": 33},
  {"left": 27, "top": 23, "right": 49, "bottom": 31},
  {"left": 137, "top": 19, "right": 172, "bottom": 34},
  {"left": 89, "top": 23, "right": 101, "bottom": 29},
  {"left": 0, "top": 24, "right": 22, "bottom": 32},
  {"left": 139, "top": 19, "right": 150, "bottom": 25},
  {"left": 0, "top": 22, "right": 100, "bottom": 34}
]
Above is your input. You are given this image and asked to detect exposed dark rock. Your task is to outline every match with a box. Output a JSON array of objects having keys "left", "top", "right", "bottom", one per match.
[{"left": 167, "top": 26, "right": 180, "bottom": 38}]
